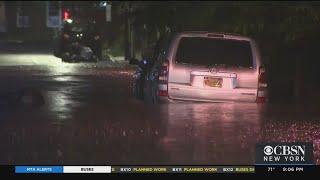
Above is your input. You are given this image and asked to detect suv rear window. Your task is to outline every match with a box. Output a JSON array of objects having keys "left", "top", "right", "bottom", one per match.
[{"left": 175, "top": 37, "right": 253, "bottom": 68}]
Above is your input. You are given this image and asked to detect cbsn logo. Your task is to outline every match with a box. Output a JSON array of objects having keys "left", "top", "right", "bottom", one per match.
[
  {"left": 263, "top": 145, "right": 305, "bottom": 162},
  {"left": 255, "top": 143, "right": 313, "bottom": 165}
]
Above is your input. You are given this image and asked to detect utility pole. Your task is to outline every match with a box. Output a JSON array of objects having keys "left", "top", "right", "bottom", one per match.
[
  {"left": 124, "top": 3, "right": 130, "bottom": 61},
  {"left": 124, "top": 2, "right": 135, "bottom": 61},
  {"left": 105, "top": 1, "right": 111, "bottom": 22},
  {"left": 130, "top": 7, "right": 135, "bottom": 60}
]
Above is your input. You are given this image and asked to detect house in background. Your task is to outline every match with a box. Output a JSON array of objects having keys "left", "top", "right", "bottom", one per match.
[{"left": 4, "top": 1, "right": 62, "bottom": 41}]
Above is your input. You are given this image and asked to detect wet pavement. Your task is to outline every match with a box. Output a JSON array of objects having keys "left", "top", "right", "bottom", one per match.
[{"left": 0, "top": 43, "right": 320, "bottom": 165}]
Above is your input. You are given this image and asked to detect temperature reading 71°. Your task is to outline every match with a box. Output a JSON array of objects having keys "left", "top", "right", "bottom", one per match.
[{"left": 268, "top": 167, "right": 276, "bottom": 172}]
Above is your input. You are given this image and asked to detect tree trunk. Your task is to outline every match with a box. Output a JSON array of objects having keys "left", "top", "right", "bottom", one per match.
[{"left": 124, "top": 10, "right": 130, "bottom": 61}]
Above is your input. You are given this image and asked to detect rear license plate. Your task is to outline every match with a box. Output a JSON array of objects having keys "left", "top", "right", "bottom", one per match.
[{"left": 204, "top": 77, "right": 223, "bottom": 88}]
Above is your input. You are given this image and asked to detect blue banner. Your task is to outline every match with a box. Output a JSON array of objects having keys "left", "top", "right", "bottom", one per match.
[{"left": 15, "top": 166, "right": 63, "bottom": 173}]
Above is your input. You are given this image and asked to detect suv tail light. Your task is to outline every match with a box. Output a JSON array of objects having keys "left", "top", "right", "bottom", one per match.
[
  {"left": 257, "top": 66, "right": 267, "bottom": 103},
  {"left": 157, "top": 61, "right": 169, "bottom": 97}
]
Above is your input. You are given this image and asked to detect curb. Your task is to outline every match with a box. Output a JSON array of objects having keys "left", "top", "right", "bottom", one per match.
[{"left": 0, "top": 40, "right": 24, "bottom": 44}]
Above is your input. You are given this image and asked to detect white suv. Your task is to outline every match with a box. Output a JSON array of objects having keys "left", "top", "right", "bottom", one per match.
[{"left": 144, "top": 31, "right": 268, "bottom": 103}]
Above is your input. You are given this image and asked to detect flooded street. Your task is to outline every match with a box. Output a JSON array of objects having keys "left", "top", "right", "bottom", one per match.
[{"left": 0, "top": 44, "right": 320, "bottom": 165}]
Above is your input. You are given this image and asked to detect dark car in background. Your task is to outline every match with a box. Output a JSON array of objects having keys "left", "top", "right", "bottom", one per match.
[{"left": 53, "top": 19, "right": 102, "bottom": 62}]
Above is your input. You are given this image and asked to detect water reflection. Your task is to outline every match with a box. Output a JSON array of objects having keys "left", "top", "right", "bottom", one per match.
[
  {"left": 160, "top": 102, "right": 262, "bottom": 165},
  {"left": 45, "top": 89, "right": 79, "bottom": 123},
  {"left": 1, "top": 81, "right": 320, "bottom": 165}
]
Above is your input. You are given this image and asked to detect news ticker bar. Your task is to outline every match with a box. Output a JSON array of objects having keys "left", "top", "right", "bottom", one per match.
[
  {"left": 1, "top": 165, "right": 316, "bottom": 174},
  {"left": 13, "top": 166, "right": 255, "bottom": 173}
]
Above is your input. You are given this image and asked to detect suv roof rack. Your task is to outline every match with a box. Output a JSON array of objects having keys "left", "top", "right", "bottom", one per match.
[
  {"left": 182, "top": 31, "right": 208, "bottom": 34},
  {"left": 182, "top": 31, "right": 243, "bottom": 37}
]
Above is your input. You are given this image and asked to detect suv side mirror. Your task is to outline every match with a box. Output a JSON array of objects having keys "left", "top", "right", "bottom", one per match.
[{"left": 129, "top": 58, "right": 139, "bottom": 65}]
